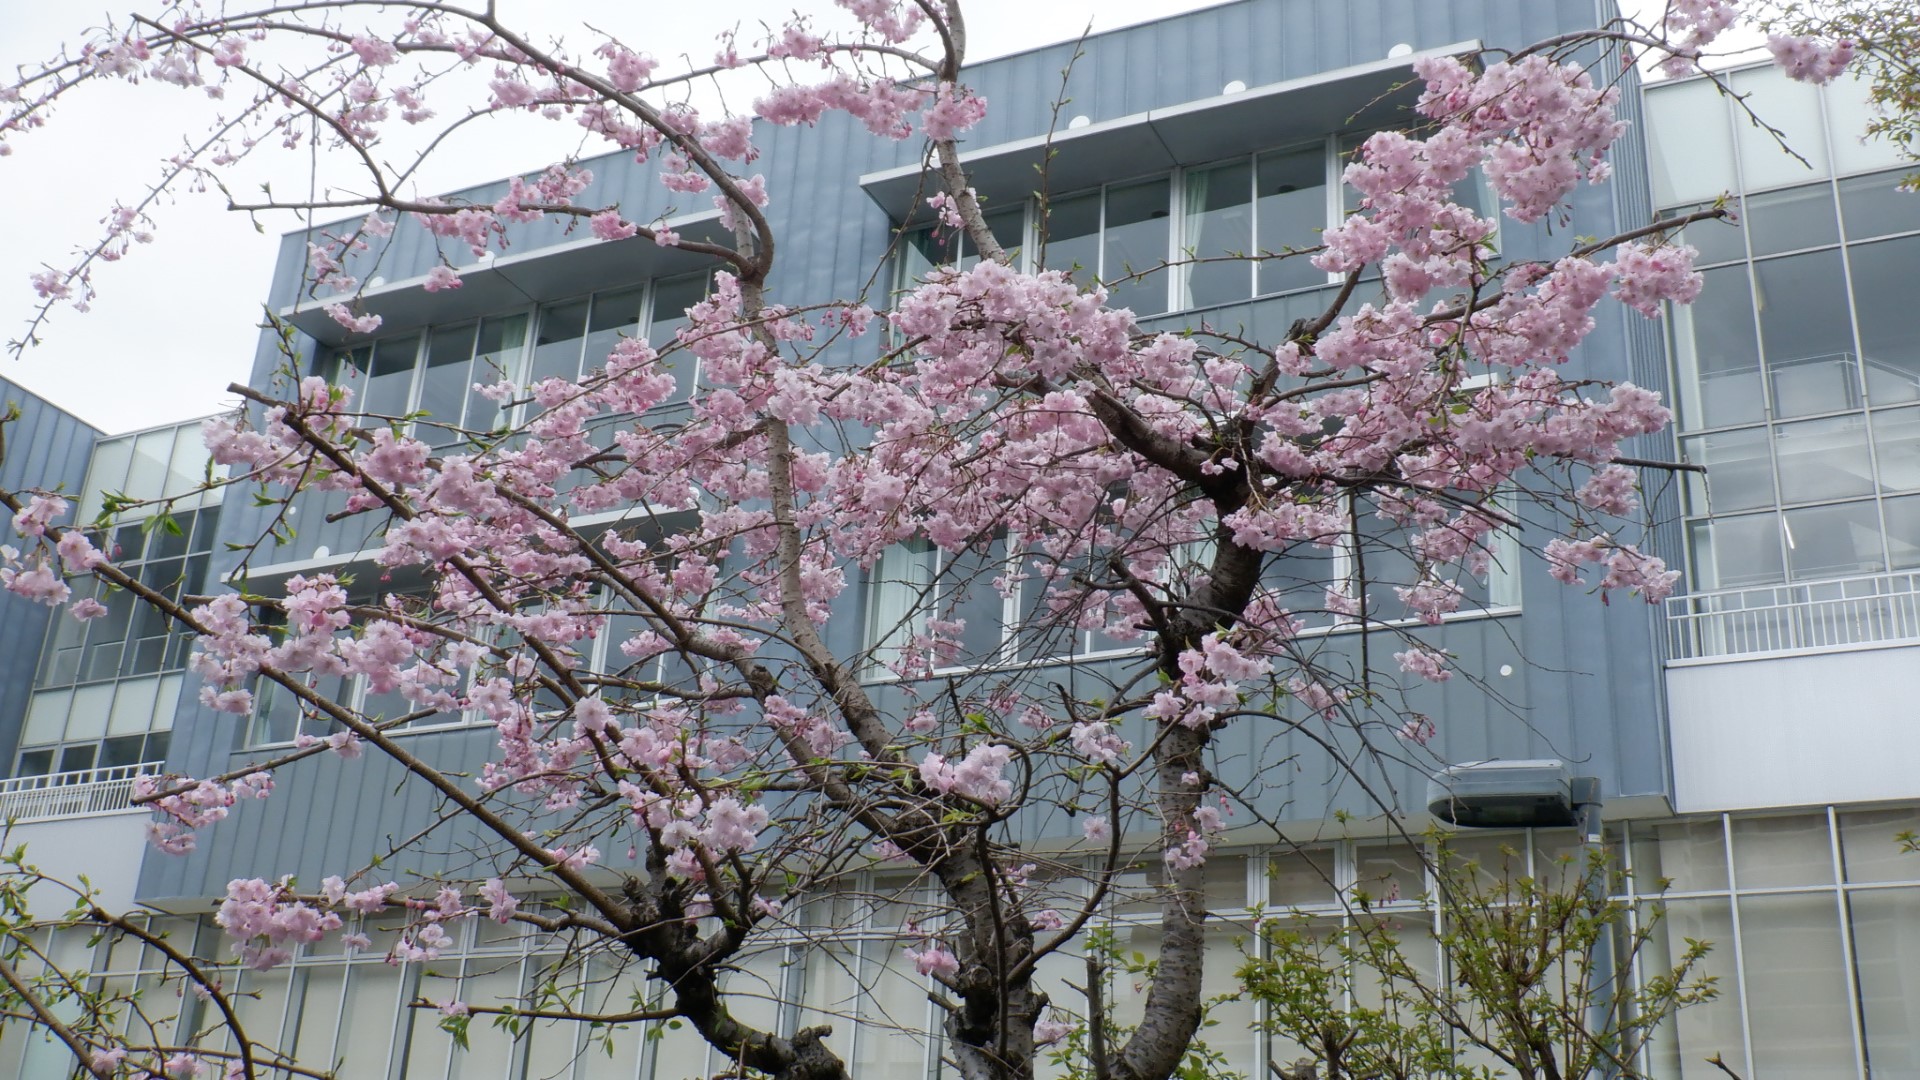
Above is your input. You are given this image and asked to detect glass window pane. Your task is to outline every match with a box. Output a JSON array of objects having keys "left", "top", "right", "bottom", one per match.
[
  {"left": 99, "top": 734, "right": 146, "bottom": 769},
  {"left": 796, "top": 944, "right": 856, "bottom": 1063},
  {"left": 24, "top": 691, "right": 71, "bottom": 745},
  {"left": 419, "top": 322, "right": 478, "bottom": 438},
  {"left": 57, "top": 744, "right": 96, "bottom": 774},
  {"left": 162, "top": 424, "right": 204, "bottom": 500},
  {"left": 126, "top": 429, "right": 173, "bottom": 501},
  {"left": 1689, "top": 513, "right": 1786, "bottom": 590},
  {"left": 1257, "top": 145, "right": 1329, "bottom": 295},
  {"left": 1203, "top": 924, "right": 1258, "bottom": 1074},
  {"left": 1738, "top": 892, "right": 1855, "bottom": 1078},
  {"left": 1642, "top": 898, "right": 1746, "bottom": 1080},
  {"left": 1839, "top": 170, "right": 1920, "bottom": 243},
  {"left": 1839, "top": 808, "right": 1920, "bottom": 883},
  {"left": 1745, "top": 183, "right": 1840, "bottom": 257},
  {"left": 1756, "top": 250, "right": 1858, "bottom": 417},
  {"left": 1776, "top": 414, "right": 1875, "bottom": 504},
  {"left": 580, "top": 958, "right": 644, "bottom": 1078},
  {"left": 1849, "top": 887, "right": 1920, "bottom": 1080},
  {"left": 868, "top": 540, "right": 935, "bottom": 670},
  {"left": 902, "top": 224, "right": 959, "bottom": 281},
  {"left": 520, "top": 961, "right": 580, "bottom": 1080},
  {"left": 1663, "top": 201, "right": 1747, "bottom": 267},
  {"left": 1039, "top": 191, "right": 1101, "bottom": 287},
  {"left": 854, "top": 940, "right": 929, "bottom": 1077},
  {"left": 530, "top": 298, "right": 590, "bottom": 386},
  {"left": 364, "top": 334, "right": 421, "bottom": 420},
  {"left": 1672, "top": 266, "right": 1763, "bottom": 430},
  {"left": 942, "top": 538, "right": 1007, "bottom": 665},
  {"left": 81, "top": 437, "right": 133, "bottom": 522},
  {"left": 1102, "top": 178, "right": 1171, "bottom": 315},
  {"left": 1646, "top": 80, "right": 1738, "bottom": 207},
  {"left": 1268, "top": 847, "right": 1337, "bottom": 908},
  {"left": 286, "top": 966, "right": 346, "bottom": 1067},
  {"left": 982, "top": 205, "right": 1024, "bottom": 266},
  {"left": 649, "top": 274, "right": 709, "bottom": 404},
  {"left": 1828, "top": 73, "right": 1912, "bottom": 176},
  {"left": 1873, "top": 406, "right": 1920, "bottom": 492},
  {"left": 107, "top": 677, "right": 159, "bottom": 736},
  {"left": 1631, "top": 819, "right": 1730, "bottom": 893},
  {"left": 326, "top": 344, "right": 373, "bottom": 415},
  {"left": 1352, "top": 843, "right": 1425, "bottom": 906},
  {"left": 470, "top": 313, "right": 527, "bottom": 432},
  {"left": 1684, "top": 427, "right": 1775, "bottom": 513},
  {"left": 1850, "top": 236, "right": 1920, "bottom": 406},
  {"left": 1183, "top": 160, "right": 1253, "bottom": 309},
  {"left": 582, "top": 286, "right": 646, "bottom": 376},
  {"left": 1784, "top": 500, "right": 1885, "bottom": 580},
  {"left": 1885, "top": 495, "right": 1920, "bottom": 570},
  {"left": 1732, "top": 67, "right": 1831, "bottom": 191},
  {"left": 1732, "top": 813, "right": 1833, "bottom": 887}
]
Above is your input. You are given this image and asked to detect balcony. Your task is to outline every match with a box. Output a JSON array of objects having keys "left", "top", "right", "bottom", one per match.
[
  {"left": 1664, "top": 569, "right": 1920, "bottom": 662},
  {"left": 0, "top": 762, "right": 160, "bottom": 823}
]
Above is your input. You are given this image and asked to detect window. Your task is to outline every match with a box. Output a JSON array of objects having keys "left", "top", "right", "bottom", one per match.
[
  {"left": 321, "top": 273, "right": 714, "bottom": 444},
  {"left": 1668, "top": 171, "right": 1920, "bottom": 594},
  {"left": 247, "top": 582, "right": 704, "bottom": 748},
  {"left": 861, "top": 517, "right": 1517, "bottom": 677},
  {"left": 864, "top": 537, "right": 1008, "bottom": 673},
  {"left": 897, "top": 138, "right": 1372, "bottom": 318}
]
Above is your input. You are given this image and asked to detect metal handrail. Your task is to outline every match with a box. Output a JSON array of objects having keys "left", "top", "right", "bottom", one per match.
[
  {"left": 0, "top": 761, "right": 163, "bottom": 822},
  {"left": 1666, "top": 570, "right": 1920, "bottom": 660}
]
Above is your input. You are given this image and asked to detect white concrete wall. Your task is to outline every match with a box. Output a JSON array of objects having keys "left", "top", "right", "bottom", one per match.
[
  {"left": 1666, "top": 643, "right": 1920, "bottom": 812},
  {"left": 8, "top": 812, "right": 150, "bottom": 917}
]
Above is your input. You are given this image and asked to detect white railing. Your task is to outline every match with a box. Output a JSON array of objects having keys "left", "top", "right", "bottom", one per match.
[
  {"left": 0, "top": 762, "right": 162, "bottom": 823},
  {"left": 1666, "top": 570, "right": 1920, "bottom": 661}
]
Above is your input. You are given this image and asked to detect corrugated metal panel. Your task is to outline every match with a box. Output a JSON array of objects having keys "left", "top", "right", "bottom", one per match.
[
  {"left": 147, "top": 0, "right": 1675, "bottom": 904},
  {"left": 0, "top": 379, "right": 101, "bottom": 773}
]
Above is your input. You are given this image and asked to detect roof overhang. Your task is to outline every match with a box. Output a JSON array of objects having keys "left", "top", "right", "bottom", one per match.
[
  {"left": 279, "top": 209, "right": 731, "bottom": 347},
  {"left": 858, "top": 40, "right": 1481, "bottom": 223}
]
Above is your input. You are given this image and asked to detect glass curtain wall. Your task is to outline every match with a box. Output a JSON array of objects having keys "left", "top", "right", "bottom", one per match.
[{"left": 1649, "top": 68, "right": 1920, "bottom": 603}]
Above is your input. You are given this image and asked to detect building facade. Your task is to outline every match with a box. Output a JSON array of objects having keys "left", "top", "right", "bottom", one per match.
[{"left": 0, "top": 1, "right": 1917, "bottom": 1078}]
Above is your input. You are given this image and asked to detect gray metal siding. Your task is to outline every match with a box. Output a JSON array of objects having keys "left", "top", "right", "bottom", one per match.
[
  {"left": 146, "top": 0, "right": 1673, "bottom": 903},
  {"left": 0, "top": 379, "right": 101, "bottom": 773}
]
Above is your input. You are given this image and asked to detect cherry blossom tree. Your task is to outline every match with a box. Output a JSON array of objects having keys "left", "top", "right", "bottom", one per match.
[{"left": 0, "top": 2, "right": 1859, "bottom": 1079}]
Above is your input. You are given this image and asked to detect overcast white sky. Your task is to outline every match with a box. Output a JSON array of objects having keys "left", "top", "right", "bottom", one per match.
[
  {"left": 0, "top": 0, "right": 1698, "bottom": 432},
  {"left": 0, "top": 0, "right": 1253, "bottom": 431}
]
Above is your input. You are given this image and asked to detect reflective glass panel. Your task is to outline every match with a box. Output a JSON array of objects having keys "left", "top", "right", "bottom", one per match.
[
  {"left": 1745, "top": 183, "right": 1840, "bottom": 257},
  {"left": 1848, "top": 887, "right": 1920, "bottom": 1080},
  {"left": 1881, "top": 494, "right": 1920, "bottom": 570},
  {"left": 1755, "top": 249, "right": 1858, "bottom": 417},
  {"left": 1775, "top": 414, "right": 1875, "bottom": 504},
  {"left": 1684, "top": 427, "right": 1775, "bottom": 513},
  {"left": 363, "top": 334, "right": 420, "bottom": 419},
  {"left": 1851, "top": 236, "right": 1920, "bottom": 405},
  {"left": 1672, "top": 266, "right": 1763, "bottom": 430},
  {"left": 1873, "top": 406, "right": 1920, "bottom": 492},
  {"left": 530, "top": 297, "right": 590, "bottom": 386},
  {"left": 1184, "top": 160, "right": 1253, "bottom": 308},
  {"left": 1739, "top": 892, "right": 1855, "bottom": 1079},
  {"left": 1257, "top": 145, "right": 1329, "bottom": 295},
  {"left": 1783, "top": 499, "right": 1885, "bottom": 580},
  {"left": 1040, "top": 191, "right": 1101, "bottom": 287},
  {"left": 418, "top": 322, "right": 477, "bottom": 439},
  {"left": 1102, "top": 177, "right": 1172, "bottom": 315},
  {"left": 1688, "top": 513, "right": 1786, "bottom": 590},
  {"left": 1839, "top": 170, "right": 1920, "bottom": 242}
]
